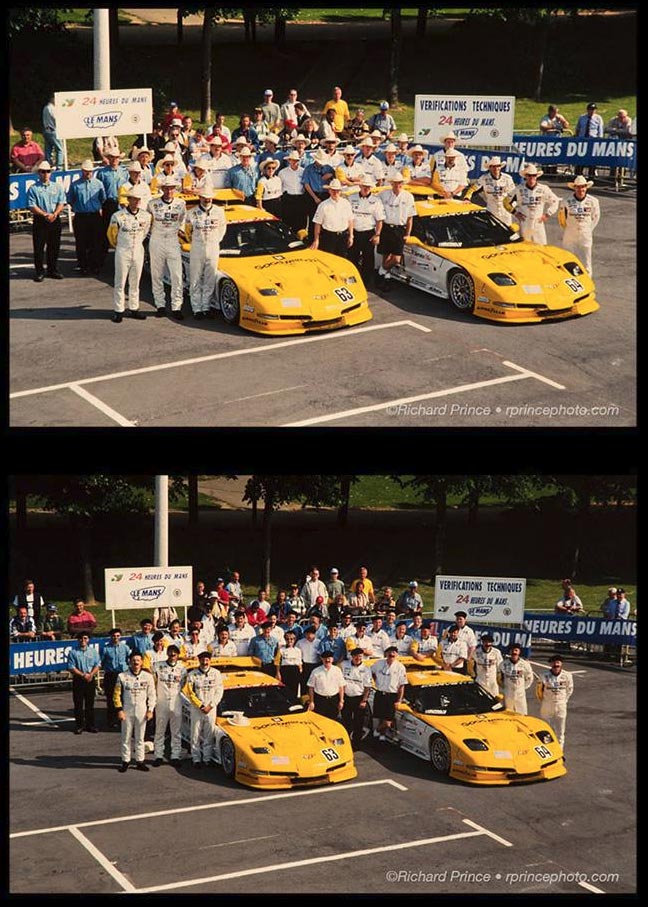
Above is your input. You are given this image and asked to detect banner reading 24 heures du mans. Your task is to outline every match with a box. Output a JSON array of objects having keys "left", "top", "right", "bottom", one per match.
[
  {"left": 104, "top": 566, "right": 193, "bottom": 611},
  {"left": 54, "top": 88, "right": 153, "bottom": 139}
]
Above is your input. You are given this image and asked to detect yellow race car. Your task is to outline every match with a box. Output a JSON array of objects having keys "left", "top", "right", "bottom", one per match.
[
  {"left": 180, "top": 657, "right": 357, "bottom": 789},
  {"left": 391, "top": 191, "right": 599, "bottom": 323},
  {"left": 371, "top": 661, "right": 566, "bottom": 785},
  {"left": 174, "top": 191, "right": 371, "bottom": 335}
]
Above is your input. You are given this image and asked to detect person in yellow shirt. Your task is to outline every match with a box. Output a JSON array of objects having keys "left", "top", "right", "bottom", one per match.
[
  {"left": 350, "top": 566, "right": 375, "bottom": 603},
  {"left": 323, "top": 86, "right": 350, "bottom": 136}
]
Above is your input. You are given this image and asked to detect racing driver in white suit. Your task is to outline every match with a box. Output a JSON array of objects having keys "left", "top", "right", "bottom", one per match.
[
  {"left": 152, "top": 644, "right": 187, "bottom": 765},
  {"left": 537, "top": 654, "right": 574, "bottom": 747},
  {"left": 107, "top": 183, "right": 152, "bottom": 323},
  {"left": 147, "top": 174, "right": 187, "bottom": 319},
  {"left": 558, "top": 174, "right": 600, "bottom": 275},
  {"left": 506, "top": 163, "right": 559, "bottom": 244},
  {"left": 182, "top": 651, "right": 224, "bottom": 767},
  {"left": 184, "top": 181, "right": 227, "bottom": 320},
  {"left": 499, "top": 643, "right": 534, "bottom": 714},
  {"left": 114, "top": 652, "right": 157, "bottom": 771}
]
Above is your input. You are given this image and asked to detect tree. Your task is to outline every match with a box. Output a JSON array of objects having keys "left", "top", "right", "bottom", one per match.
[
  {"left": 7, "top": 8, "right": 71, "bottom": 38},
  {"left": 416, "top": 7, "right": 429, "bottom": 41},
  {"left": 395, "top": 475, "right": 468, "bottom": 578},
  {"left": 388, "top": 8, "right": 402, "bottom": 107},
  {"left": 201, "top": 7, "right": 216, "bottom": 123},
  {"left": 177, "top": 8, "right": 185, "bottom": 45},
  {"left": 337, "top": 475, "right": 359, "bottom": 527}
]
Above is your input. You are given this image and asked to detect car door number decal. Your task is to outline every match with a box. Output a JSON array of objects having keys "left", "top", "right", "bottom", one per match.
[
  {"left": 565, "top": 278, "right": 584, "bottom": 293},
  {"left": 334, "top": 287, "right": 354, "bottom": 302},
  {"left": 534, "top": 744, "right": 552, "bottom": 759},
  {"left": 321, "top": 747, "right": 340, "bottom": 762}
]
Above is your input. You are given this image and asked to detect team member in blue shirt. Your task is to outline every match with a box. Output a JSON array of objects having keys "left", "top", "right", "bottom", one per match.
[
  {"left": 67, "top": 632, "right": 101, "bottom": 734},
  {"left": 101, "top": 628, "right": 132, "bottom": 729},
  {"left": 67, "top": 159, "right": 107, "bottom": 275},
  {"left": 302, "top": 151, "right": 335, "bottom": 242},
  {"left": 248, "top": 622, "right": 280, "bottom": 676},
  {"left": 96, "top": 150, "right": 128, "bottom": 256},
  {"left": 130, "top": 618, "right": 155, "bottom": 656},
  {"left": 26, "top": 160, "right": 66, "bottom": 282},
  {"left": 226, "top": 147, "right": 258, "bottom": 205}
]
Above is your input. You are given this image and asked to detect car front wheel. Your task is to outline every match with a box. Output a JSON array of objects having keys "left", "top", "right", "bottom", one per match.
[
  {"left": 429, "top": 733, "right": 451, "bottom": 774},
  {"left": 448, "top": 269, "right": 475, "bottom": 313},
  {"left": 219, "top": 278, "right": 240, "bottom": 325},
  {"left": 220, "top": 737, "right": 236, "bottom": 777}
]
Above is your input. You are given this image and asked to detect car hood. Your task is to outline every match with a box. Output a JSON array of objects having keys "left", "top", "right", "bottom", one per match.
[
  {"left": 221, "top": 712, "right": 344, "bottom": 749},
  {"left": 453, "top": 243, "right": 593, "bottom": 294}
]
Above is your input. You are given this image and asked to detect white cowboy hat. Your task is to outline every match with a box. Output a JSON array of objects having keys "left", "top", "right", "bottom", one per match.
[
  {"left": 521, "top": 163, "right": 543, "bottom": 178},
  {"left": 441, "top": 131, "right": 457, "bottom": 143},
  {"left": 487, "top": 156, "right": 507, "bottom": 168},
  {"left": 567, "top": 174, "right": 594, "bottom": 189}
]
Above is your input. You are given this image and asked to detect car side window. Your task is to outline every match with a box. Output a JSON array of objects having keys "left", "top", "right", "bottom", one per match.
[{"left": 412, "top": 218, "right": 427, "bottom": 242}]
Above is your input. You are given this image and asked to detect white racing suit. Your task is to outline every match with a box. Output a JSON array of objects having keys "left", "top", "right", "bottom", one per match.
[
  {"left": 185, "top": 203, "right": 227, "bottom": 314},
  {"left": 114, "top": 668, "right": 157, "bottom": 763},
  {"left": 183, "top": 666, "right": 224, "bottom": 763},
  {"left": 147, "top": 197, "right": 187, "bottom": 311},
  {"left": 508, "top": 182, "right": 559, "bottom": 244},
  {"left": 475, "top": 172, "right": 516, "bottom": 225},
  {"left": 538, "top": 669, "right": 574, "bottom": 746},
  {"left": 473, "top": 645, "right": 503, "bottom": 697},
  {"left": 558, "top": 194, "right": 600, "bottom": 275},
  {"left": 107, "top": 208, "right": 152, "bottom": 312},
  {"left": 153, "top": 661, "right": 188, "bottom": 760},
  {"left": 499, "top": 657, "right": 534, "bottom": 714}
]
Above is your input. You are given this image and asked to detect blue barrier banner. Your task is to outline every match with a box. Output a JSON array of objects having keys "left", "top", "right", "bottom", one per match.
[
  {"left": 512, "top": 135, "right": 637, "bottom": 170},
  {"left": 9, "top": 636, "right": 133, "bottom": 675},
  {"left": 422, "top": 144, "right": 526, "bottom": 182},
  {"left": 9, "top": 169, "right": 83, "bottom": 210},
  {"left": 523, "top": 614, "right": 636, "bottom": 646}
]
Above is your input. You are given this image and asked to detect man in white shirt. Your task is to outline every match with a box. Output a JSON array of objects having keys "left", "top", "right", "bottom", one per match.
[
  {"left": 228, "top": 609, "right": 256, "bottom": 656},
  {"left": 344, "top": 622, "right": 374, "bottom": 657},
  {"left": 377, "top": 173, "right": 416, "bottom": 289},
  {"left": 371, "top": 647, "right": 407, "bottom": 741},
  {"left": 499, "top": 644, "right": 534, "bottom": 714},
  {"left": 300, "top": 568, "right": 329, "bottom": 611},
  {"left": 367, "top": 616, "right": 391, "bottom": 657},
  {"left": 310, "top": 179, "right": 354, "bottom": 257},
  {"left": 472, "top": 634, "right": 503, "bottom": 697},
  {"left": 537, "top": 654, "right": 574, "bottom": 746},
  {"left": 341, "top": 648, "right": 373, "bottom": 748},
  {"left": 307, "top": 652, "right": 345, "bottom": 720},
  {"left": 440, "top": 626, "right": 469, "bottom": 673},
  {"left": 296, "top": 625, "right": 321, "bottom": 687}
]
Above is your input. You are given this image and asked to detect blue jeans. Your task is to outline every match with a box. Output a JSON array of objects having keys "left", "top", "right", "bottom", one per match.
[{"left": 44, "top": 131, "right": 64, "bottom": 168}]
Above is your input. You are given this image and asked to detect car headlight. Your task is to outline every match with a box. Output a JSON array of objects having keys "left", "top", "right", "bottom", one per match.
[
  {"left": 535, "top": 730, "right": 554, "bottom": 745},
  {"left": 258, "top": 288, "right": 279, "bottom": 296},
  {"left": 488, "top": 272, "right": 517, "bottom": 286},
  {"left": 563, "top": 261, "right": 584, "bottom": 276},
  {"left": 463, "top": 738, "right": 489, "bottom": 751},
  {"left": 342, "top": 276, "right": 357, "bottom": 284},
  {"left": 331, "top": 738, "right": 345, "bottom": 746},
  {"left": 251, "top": 746, "right": 271, "bottom": 754}
]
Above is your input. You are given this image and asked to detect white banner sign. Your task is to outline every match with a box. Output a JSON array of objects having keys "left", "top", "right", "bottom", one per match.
[
  {"left": 414, "top": 95, "right": 516, "bottom": 146},
  {"left": 434, "top": 575, "right": 526, "bottom": 624},
  {"left": 105, "top": 566, "right": 193, "bottom": 611},
  {"left": 54, "top": 88, "right": 153, "bottom": 139}
]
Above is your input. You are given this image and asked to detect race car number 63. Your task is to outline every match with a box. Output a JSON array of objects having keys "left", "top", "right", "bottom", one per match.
[
  {"left": 334, "top": 287, "right": 354, "bottom": 302},
  {"left": 321, "top": 748, "right": 340, "bottom": 761}
]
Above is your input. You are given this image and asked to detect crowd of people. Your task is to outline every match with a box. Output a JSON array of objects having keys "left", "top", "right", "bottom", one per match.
[{"left": 13, "top": 89, "right": 631, "bottom": 315}]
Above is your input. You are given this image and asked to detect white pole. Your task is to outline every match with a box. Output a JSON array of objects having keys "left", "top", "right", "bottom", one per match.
[
  {"left": 63, "top": 138, "right": 73, "bottom": 233},
  {"left": 155, "top": 476, "right": 169, "bottom": 567},
  {"left": 93, "top": 9, "right": 111, "bottom": 90}
]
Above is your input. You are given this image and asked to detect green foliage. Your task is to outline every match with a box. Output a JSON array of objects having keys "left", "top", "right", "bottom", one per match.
[
  {"left": 27, "top": 476, "right": 155, "bottom": 519},
  {"left": 8, "top": 8, "right": 72, "bottom": 37}
]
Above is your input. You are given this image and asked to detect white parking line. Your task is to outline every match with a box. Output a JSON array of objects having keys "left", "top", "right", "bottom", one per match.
[
  {"left": 461, "top": 818, "right": 513, "bottom": 847},
  {"left": 11, "top": 691, "right": 59, "bottom": 724},
  {"left": 69, "top": 384, "right": 136, "bottom": 427},
  {"left": 578, "top": 881, "right": 606, "bottom": 894},
  {"left": 502, "top": 360, "right": 566, "bottom": 390},
  {"left": 10, "top": 779, "right": 408, "bottom": 838},
  {"left": 10, "top": 320, "right": 428, "bottom": 399},
  {"left": 68, "top": 826, "right": 136, "bottom": 893}
]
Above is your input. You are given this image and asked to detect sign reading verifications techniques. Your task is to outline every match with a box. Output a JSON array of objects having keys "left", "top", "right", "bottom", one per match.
[
  {"left": 414, "top": 95, "right": 516, "bottom": 146},
  {"left": 54, "top": 88, "right": 153, "bottom": 139},
  {"left": 104, "top": 566, "right": 193, "bottom": 611},
  {"left": 434, "top": 575, "right": 526, "bottom": 623}
]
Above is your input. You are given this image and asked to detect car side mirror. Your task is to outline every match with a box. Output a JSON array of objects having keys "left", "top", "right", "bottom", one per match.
[
  {"left": 509, "top": 222, "right": 520, "bottom": 233},
  {"left": 406, "top": 235, "right": 423, "bottom": 247},
  {"left": 296, "top": 228, "right": 308, "bottom": 241}
]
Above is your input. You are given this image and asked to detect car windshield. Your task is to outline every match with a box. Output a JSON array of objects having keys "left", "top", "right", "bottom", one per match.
[
  {"left": 406, "top": 681, "right": 504, "bottom": 715},
  {"left": 413, "top": 210, "right": 519, "bottom": 249},
  {"left": 218, "top": 684, "right": 305, "bottom": 717},
  {"left": 221, "top": 218, "right": 305, "bottom": 257}
]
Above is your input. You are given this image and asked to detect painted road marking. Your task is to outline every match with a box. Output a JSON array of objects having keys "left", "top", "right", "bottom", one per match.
[
  {"left": 502, "top": 360, "right": 566, "bottom": 390},
  {"left": 578, "top": 881, "right": 605, "bottom": 894},
  {"left": 68, "top": 826, "right": 136, "bottom": 893},
  {"left": 11, "top": 691, "right": 59, "bottom": 725},
  {"left": 461, "top": 818, "right": 514, "bottom": 847},
  {"left": 69, "top": 384, "right": 136, "bottom": 427},
  {"left": 10, "top": 779, "right": 408, "bottom": 838}
]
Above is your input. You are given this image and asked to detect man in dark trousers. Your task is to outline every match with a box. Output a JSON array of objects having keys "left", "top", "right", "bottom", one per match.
[{"left": 67, "top": 633, "right": 101, "bottom": 734}]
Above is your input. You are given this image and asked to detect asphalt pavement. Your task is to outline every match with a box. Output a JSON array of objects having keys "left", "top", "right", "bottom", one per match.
[{"left": 9, "top": 179, "right": 636, "bottom": 429}]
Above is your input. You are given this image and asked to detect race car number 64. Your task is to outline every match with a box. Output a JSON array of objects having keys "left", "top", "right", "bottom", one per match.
[
  {"left": 534, "top": 744, "right": 552, "bottom": 759},
  {"left": 321, "top": 748, "right": 340, "bottom": 761}
]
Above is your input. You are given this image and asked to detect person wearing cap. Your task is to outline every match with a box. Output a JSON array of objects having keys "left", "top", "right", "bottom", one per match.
[
  {"left": 150, "top": 644, "right": 187, "bottom": 766},
  {"left": 180, "top": 625, "right": 208, "bottom": 663},
  {"left": 38, "top": 602, "right": 66, "bottom": 640},
  {"left": 320, "top": 135, "right": 344, "bottom": 169},
  {"left": 306, "top": 593, "right": 330, "bottom": 621},
  {"left": 336, "top": 145, "right": 366, "bottom": 189},
  {"left": 396, "top": 581, "right": 423, "bottom": 617},
  {"left": 97, "top": 150, "right": 129, "bottom": 254},
  {"left": 114, "top": 651, "right": 157, "bottom": 772},
  {"left": 66, "top": 159, "right": 107, "bottom": 275},
  {"left": 162, "top": 101, "right": 183, "bottom": 132},
  {"left": 540, "top": 104, "right": 570, "bottom": 136},
  {"left": 450, "top": 611, "right": 477, "bottom": 664},
  {"left": 248, "top": 618, "right": 278, "bottom": 667},
  {"left": 302, "top": 151, "right": 336, "bottom": 240},
  {"left": 355, "top": 136, "right": 386, "bottom": 186},
  {"left": 231, "top": 113, "right": 260, "bottom": 152},
  {"left": 287, "top": 583, "right": 307, "bottom": 618},
  {"left": 133, "top": 147, "right": 155, "bottom": 184},
  {"left": 256, "top": 132, "right": 283, "bottom": 168},
  {"left": 614, "top": 588, "right": 631, "bottom": 621},
  {"left": 338, "top": 610, "right": 356, "bottom": 639},
  {"left": 536, "top": 654, "right": 573, "bottom": 747},
  {"left": 395, "top": 133, "right": 411, "bottom": 167},
  {"left": 227, "top": 610, "right": 255, "bottom": 656},
  {"left": 368, "top": 101, "right": 396, "bottom": 140},
  {"left": 472, "top": 156, "right": 516, "bottom": 226},
  {"left": 184, "top": 180, "right": 227, "bottom": 319},
  {"left": 10, "top": 126, "right": 45, "bottom": 173},
  {"left": 316, "top": 623, "right": 345, "bottom": 664},
  {"left": 344, "top": 622, "right": 374, "bottom": 657},
  {"left": 227, "top": 146, "right": 259, "bottom": 205},
  {"left": 326, "top": 568, "right": 346, "bottom": 604},
  {"left": 575, "top": 103, "right": 604, "bottom": 178},
  {"left": 601, "top": 587, "right": 619, "bottom": 620},
  {"left": 184, "top": 154, "right": 210, "bottom": 194},
  {"left": 377, "top": 173, "right": 416, "bottom": 288},
  {"left": 107, "top": 183, "right": 152, "bottom": 322},
  {"left": 309, "top": 612, "right": 329, "bottom": 643},
  {"left": 318, "top": 107, "right": 339, "bottom": 144},
  {"left": 341, "top": 647, "right": 373, "bottom": 746},
  {"left": 437, "top": 147, "right": 468, "bottom": 199},
  {"left": 498, "top": 643, "right": 534, "bottom": 715},
  {"left": 279, "top": 609, "right": 304, "bottom": 641},
  {"left": 205, "top": 138, "right": 233, "bottom": 190},
  {"left": 472, "top": 634, "right": 503, "bottom": 697},
  {"left": 410, "top": 621, "right": 439, "bottom": 662},
  {"left": 433, "top": 132, "right": 468, "bottom": 183},
  {"left": 506, "top": 164, "right": 559, "bottom": 244},
  {"left": 211, "top": 626, "right": 238, "bottom": 658},
  {"left": 118, "top": 160, "right": 152, "bottom": 208},
  {"left": 440, "top": 625, "right": 469, "bottom": 674},
  {"left": 278, "top": 150, "right": 306, "bottom": 233},
  {"left": 26, "top": 160, "right": 67, "bottom": 282},
  {"left": 367, "top": 615, "right": 391, "bottom": 658},
  {"left": 392, "top": 621, "right": 413, "bottom": 656},
  {"left": 371, "top": 647, "right": 407, "bottom": 741},
  {"left": 277, "top": 629, "right": 303, "bottom": 699},
  {"left": 255, "top": 157, "right": 283, "bottom": 218},
  {"left": 311, "top": 178, "right": 354, "bottom": 256},
  {"left": 67, "top": 632, "right": 101, "bottom": 734},
  {"left": 93, "top": 134, "right": 122, "bottom": 166},
  {"left": 346, "top": 108, "right": 369, "bottom": 141},
  {"left": 146, "top": 173, "right": 186, "bottom": 319},
  {"left": 260, "top": 88, "right": 282, "bottom": 131},
  {"left": 296, "top": 625, "right": 321, "bottom": 687},
  {"left": 142, "top": 630, "right": 170, "bottom": 676},
  {"left": 154, "top": 142, "right": 187, "bottom": 179},
  {"left": 307, "top": 651, "right": 345, "bottom": 720},
  {"left": 323, "top": 85, "right": 351, "bottom": 136},
  {"left": 558, "top": 175, "right": 600, "bottom": 275},
  {"left": 182, "top": 651, "right": 224, "bottom": 768}
]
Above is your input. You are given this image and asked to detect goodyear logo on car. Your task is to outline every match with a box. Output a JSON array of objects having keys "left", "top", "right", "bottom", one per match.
[{"left": 130, "top": 585, "right": 166, "bottom": 602}]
